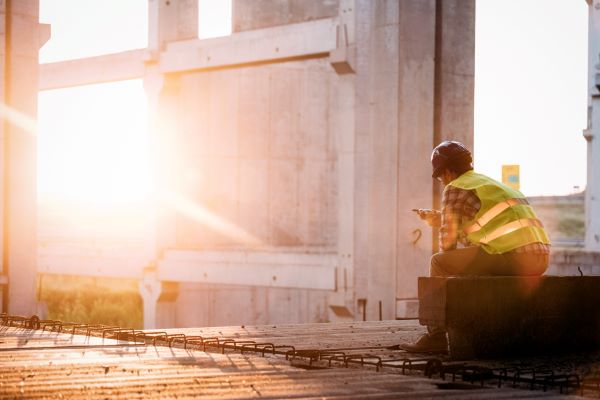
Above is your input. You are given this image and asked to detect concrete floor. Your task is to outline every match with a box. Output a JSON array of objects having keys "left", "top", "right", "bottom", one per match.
[{"left": 1, "top": 317, "right": 596, "bottom": 398}]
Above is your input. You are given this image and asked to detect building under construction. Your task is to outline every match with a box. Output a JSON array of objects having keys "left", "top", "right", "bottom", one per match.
[
  {"left": 2, "top": 0, "right": 600, "bottom": 398},
  {"left": 3, "top": 0, "right": 478, "bottom": 328}
]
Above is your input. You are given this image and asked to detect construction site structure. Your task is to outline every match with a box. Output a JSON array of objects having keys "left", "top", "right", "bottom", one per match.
[
  {"left": 0, "top": 0, "right": 475, "bottom": 327},
  {"left": 585, "top": 0, "right": 600, "bottom": 251}
]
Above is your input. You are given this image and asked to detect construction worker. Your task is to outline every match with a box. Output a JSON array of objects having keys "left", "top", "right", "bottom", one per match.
[{"left": 400, "top": 140, "right": 551, "bottom": 353}]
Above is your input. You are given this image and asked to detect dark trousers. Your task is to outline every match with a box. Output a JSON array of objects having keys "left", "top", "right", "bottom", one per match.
[
  {"left": 430, "top": 246, "right": 549, "bottom": 277},
  {"left": 427, "top": 246, "right": 549, "bottom": 335}
]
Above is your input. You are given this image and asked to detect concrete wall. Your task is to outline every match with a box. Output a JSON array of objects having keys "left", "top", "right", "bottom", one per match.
[
  {"left": 174, "top": 282, "right": 329, "bottom": 327},
  {"left": 548, "top": 248, "right": 600, "bottom": 276},
  {"left": 30, "top": 0, "right": 475, "bottom": 328},
  {"left": 529, "top": 194, "right": 585, "bottom": 247},
  {"left": 161, "top": 0, "right": 475, "bottom": 326},
  {"left": 175, "top": 60, "right": 337, "bottom": 249},
  {"left": 233, "top": 0, "right": 339, "bottom": 32}
]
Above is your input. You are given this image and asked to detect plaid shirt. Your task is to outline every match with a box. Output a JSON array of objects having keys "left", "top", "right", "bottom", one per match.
[{"left": 439, "top": 185, "right": 550, "bottom": 254}]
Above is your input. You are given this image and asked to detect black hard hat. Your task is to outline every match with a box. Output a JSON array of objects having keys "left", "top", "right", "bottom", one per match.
[{"left": 431, "top": 141, "right": 472, "bottom": 178}]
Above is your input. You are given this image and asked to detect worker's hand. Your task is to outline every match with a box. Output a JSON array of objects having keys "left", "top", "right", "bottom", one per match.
[{"left": 412, "top": 209, "right": 441, "bottom": 227}]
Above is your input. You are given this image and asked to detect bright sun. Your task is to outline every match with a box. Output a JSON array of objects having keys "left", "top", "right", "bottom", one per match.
[{"left": 37, "top": 79, "right": 151, "bottom": 205}]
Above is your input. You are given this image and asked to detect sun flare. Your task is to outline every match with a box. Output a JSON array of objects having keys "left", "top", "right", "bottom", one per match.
[{"left": 37, "top": 79, "right": 151, "bottom": 205}]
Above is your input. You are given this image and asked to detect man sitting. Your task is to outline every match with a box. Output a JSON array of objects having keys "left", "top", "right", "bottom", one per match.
[{"left": 400, "top": 140, "right": 550, "bottom": 353}]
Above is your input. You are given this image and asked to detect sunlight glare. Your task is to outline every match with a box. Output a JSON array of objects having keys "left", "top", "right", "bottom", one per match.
[
  {"left": 0, "top": 102, "right": 38, "bottom": 136},
  {"left": 38, "top": 80, "right": 151, "bottom": 205},
  {"left": 39, "top": 0, "right": 147, "bottom": 63},
  {"left": 164, "top": 191, "right": 262, "bottom": 247}
]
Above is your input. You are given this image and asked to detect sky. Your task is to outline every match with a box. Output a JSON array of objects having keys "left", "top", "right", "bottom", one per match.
[
  {"left": 37, "top": 0, "right": 589, "bottom": 202},
  {"left": 474, "top": 0, "right": 588, "bottom": 196}
]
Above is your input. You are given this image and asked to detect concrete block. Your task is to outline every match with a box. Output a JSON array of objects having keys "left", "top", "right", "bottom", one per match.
[
  {"left": 419, "top": 276, "right": 600, "bottom": 359},
  {"left": 330, "top": 45, "right": 356, "bottom": 75},
  {"left": 396, "top": 299, "right": 419, "bottom": 319}
]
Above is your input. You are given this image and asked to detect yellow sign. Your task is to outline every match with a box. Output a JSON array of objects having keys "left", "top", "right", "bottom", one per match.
[{"left": 502, "top": 165, "right": 520, "bottom": 190}]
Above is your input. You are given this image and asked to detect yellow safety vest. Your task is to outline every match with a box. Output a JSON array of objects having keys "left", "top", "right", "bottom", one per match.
[{"left": 448, "top": 171, "right": 550, "bottom": 254}]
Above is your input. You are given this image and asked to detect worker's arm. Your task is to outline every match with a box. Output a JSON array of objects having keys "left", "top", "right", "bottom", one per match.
[
  {"left": 438, "top": 186, "right": 481, "bottom": 251},
  {"left": 413, "top": 209, "right": 441, "bottom": 228},
  {"left": 439, "top": 210, "right": 460, "bottom": 251}
]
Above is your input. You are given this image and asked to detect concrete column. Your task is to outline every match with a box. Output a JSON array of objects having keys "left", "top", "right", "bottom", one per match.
[
  {"left": 353, "top": 0, "right": 474, "bottom": 321},
  {"left": 395, "top": 0, "right": 437, "bottom": 308},
  {"left": 148, "top": 0, "right": 198, "bottom": 51},
  {"left": 142, "top": 0, "right": 197, "bottom": 325},
  {"left": 432, "top": 0, "right": 475, "bottom": 248},
  {"left": 585, "top": 0, "right": 600, "bottom": 250},
  {"left": 139, "top": 270, "right": 162, "bottom": 329},
  {"left": 139, "top": 268, "right": 178, "bottom": 328},
  {"left": 328, "top": 0, "right": 356, "bottom": 321},
  {"left": 1, "top": 0, "right": 40, "bottom": 315},
  {"left": 145, "top": 0, "right": 198, "bottom": 255},
  {"left": 433, "top": 0, "right": 475, "bottom": 148},
  {"left": 587, "top": 91, "right": 600, "bottom": 250},
  {"left": 354, "top": 0, "right": 402, "bottom": 321}
]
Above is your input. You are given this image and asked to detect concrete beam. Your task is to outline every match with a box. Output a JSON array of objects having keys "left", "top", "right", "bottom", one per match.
[
  {"left": 39, "top": 49, "right": 147, "bottom": 91},
  {"left": 38, "top": 19, "right": 338, "bottom": 90},
  {"left": 159, "top": 18, "right": 337, "bottom": 73},
  {"left": 37, "top": 254, "right": 150, "bottom": 278},
  {"left": 157, "top": 250, "right": 337, "bottom": 290}
]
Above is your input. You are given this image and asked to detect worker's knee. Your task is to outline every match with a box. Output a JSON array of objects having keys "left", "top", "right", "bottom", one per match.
[{"left": 429, "top": 252, "right": 446, "bottom": 277}]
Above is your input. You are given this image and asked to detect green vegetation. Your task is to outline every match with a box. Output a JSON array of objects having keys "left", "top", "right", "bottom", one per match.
[
  {"left": 39, "top": 275, "right": 143, "bottom": 329},
  {"left": 558, "top": 216, "right": 585, "bottom": 238}
]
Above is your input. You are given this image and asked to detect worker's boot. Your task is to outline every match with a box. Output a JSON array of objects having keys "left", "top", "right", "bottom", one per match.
[{"left": 399, "top": 332, "right": 448, "bottom": 354}]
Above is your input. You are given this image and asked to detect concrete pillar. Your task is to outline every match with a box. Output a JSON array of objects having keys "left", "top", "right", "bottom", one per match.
[
  {"left": 328, "top": 0, "right": 356, "bottom": 321},
  {"left": 433, "top": 0, "right": 475, "bottom": 149},
  {"left": 432, "top": 0, "right": 475, "bottom": 249},
  {"left": 146, "top": 0, "right": 198, "bottom": 254},
  {"left": 142, "top": 0, "right": 197, "bottom": 324},
  {"left": 0, "top": 0, "right": 41, "bottom": 315},
  {"left": 395, "top": 0, "right": 437, "bottom": 307},
  {"left": 352, "top": 0, "right": 402, "bottom": 321},
  {"left": 585, "top": 0, "right": 600, "bottom": 250},
  {"left": 139, "top": 268, "right": 178, "bottom": 328},
  {"left": 353, "top": 0, "right": 474, "bottom": 321}
]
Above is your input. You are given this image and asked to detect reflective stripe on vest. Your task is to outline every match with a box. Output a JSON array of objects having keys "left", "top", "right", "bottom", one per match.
[
  {"left": 478, "top": 217, "right": 544, "bottom": 244},
  {"left": 464, "top": 197, "right": 530, "bottom": 235},
  {"left": 448, "top": 171, "right": 550, "bottom": 254}
]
